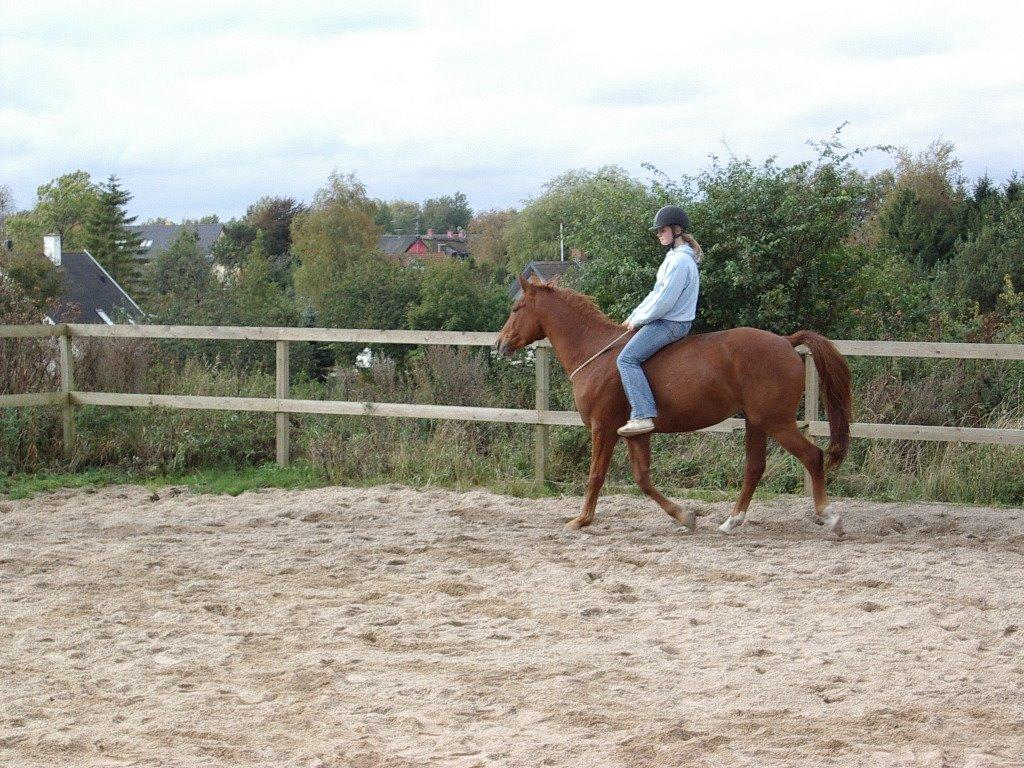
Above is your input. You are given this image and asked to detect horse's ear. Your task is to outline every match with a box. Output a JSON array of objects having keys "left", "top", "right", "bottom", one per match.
[{"left": 518, "top": 274, "right": 534, "bottom": 294}]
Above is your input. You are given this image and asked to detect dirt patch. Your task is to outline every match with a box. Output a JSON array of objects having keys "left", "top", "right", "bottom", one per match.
[{"left": 1, "top": 485, "right": 1022, "bottom": 766}]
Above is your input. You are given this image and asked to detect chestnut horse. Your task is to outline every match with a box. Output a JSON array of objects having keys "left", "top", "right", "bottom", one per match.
[{"left": 496, "top": 275, "right": 852, "bottom": 536}]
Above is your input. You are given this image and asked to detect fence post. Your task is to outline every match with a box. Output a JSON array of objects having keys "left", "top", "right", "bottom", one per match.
[
  {"left": 58, "top": 325, "right": 76, "bottom": 457},
  {"left": 534, "top": 345, "right": 550, "bottom": 486},
  {"left": 276, "top": 340, "right": 290, "bottom": 468},
  {"left": 803, "top": 351, "right": 819, "bottom": 496}
]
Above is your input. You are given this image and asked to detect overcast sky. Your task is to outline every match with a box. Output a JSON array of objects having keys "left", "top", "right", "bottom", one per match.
[{"left": 1, "top": 0, "right": 1022, "bottom": 222}]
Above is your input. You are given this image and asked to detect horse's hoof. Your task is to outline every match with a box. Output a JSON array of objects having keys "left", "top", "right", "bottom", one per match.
[
  {"left": 676, "top": 509, "right": 697, "bottom": 533},
  {"left": 826, "top": 514, "right": 845, "bottom": 539},
  {"left": 564, "top": 518, "right": 587, "bottom": 532},
  {"left": 809, "top": 512, "right": 825, "bottom": 526},
  {"left": 718, "top": 517, "right": 740, "bottom": 535}
]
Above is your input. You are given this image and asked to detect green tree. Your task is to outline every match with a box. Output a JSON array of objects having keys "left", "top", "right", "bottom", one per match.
[
  {"left": 211, "top": 219, "right": 257, "bottom": 269},
  {"left": 468, "top": 209, "right": 516, "bottom": 271},
  {"left": 0, "top": 184, "right": 14, "bottom": 243},
  {"left": 144, "top": 228, "right": 218, "bottom": 320},
  {"left": 291, "top": 172, "right": 381, "bottom": 316},
  {"left": 407, "top": 260, "right": 507, "bottom": 331},
  {"left": 0, "top": 246, "right": 63, "bottom": 303},
  {"left": 507, "top": 166, "right": 666, "bottom": 317},
  {"left": 6, "top": 170, "right": 101, "bottom": 252},
  {"left": 247, "top": 196, "right": 306, "bottom": 257},
  {"left": 82, "top": 175, "right": 142, "bottom": 286},
  {"left": 421, "top": 192, "right": 472, "bottom": 232},
  {"left": 681, "top": 144, "right": 881, "bottom": 335},
  {"left": 875, "top": 141, "right": 965, "bottom": 268},
  {"left": 940, "top": 191, "right": 1024, "bottom": 312},
  {"left": 375, "top": 199, "right": 421, "bottom": 234},
  {"left": 317, "top": 256, "right": 421, "bottom": 331}
]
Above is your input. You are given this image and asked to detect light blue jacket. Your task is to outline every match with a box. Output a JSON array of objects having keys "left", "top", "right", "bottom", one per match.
[{"left": 626, "top": 243, "right": 700, "bottom": 326}]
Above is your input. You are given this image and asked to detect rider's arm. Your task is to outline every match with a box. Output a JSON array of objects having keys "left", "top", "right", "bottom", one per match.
[{"left": 626, "top": 255, "right": 691, "bottom": 327}]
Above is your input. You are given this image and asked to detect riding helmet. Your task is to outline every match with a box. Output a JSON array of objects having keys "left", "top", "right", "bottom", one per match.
[{"left": 650, "top": 205, "right": 690, "bottom": 232}]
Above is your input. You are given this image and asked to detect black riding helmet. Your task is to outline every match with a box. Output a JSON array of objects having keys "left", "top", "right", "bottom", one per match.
[{"left": 650, "top": 205, "right": 690, "bottom": 232}]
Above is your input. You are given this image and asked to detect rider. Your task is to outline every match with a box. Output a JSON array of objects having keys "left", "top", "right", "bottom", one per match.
[{"left": 616, "top": 205, "right": 702, "bottom": 437}]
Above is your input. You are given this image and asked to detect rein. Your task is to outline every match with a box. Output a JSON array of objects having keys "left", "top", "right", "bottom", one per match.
[{"left": 568, "top": 330, "right": 632, "bottom": 381}]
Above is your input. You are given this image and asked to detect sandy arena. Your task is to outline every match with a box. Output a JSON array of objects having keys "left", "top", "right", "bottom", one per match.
[{"left": 1, "top": 484, "right": 1022, "bottom": 767}]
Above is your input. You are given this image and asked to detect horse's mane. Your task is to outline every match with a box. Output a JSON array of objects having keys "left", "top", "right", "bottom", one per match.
[{"left": 540, "top": 284, "right": 620, "bottom": 330}]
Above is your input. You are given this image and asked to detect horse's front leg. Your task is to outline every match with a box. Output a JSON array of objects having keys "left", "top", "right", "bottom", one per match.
[
  {"left": 566, "top": 426, "right": 618, "bottom": 531},
  {"left": 626, "top": 434, "right": 696, "bottom": 532}
]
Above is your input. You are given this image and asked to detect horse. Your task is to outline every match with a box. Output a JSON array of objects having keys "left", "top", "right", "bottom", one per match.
[{"left": 495, "top": 275, "right": 853, "bottom": 537}]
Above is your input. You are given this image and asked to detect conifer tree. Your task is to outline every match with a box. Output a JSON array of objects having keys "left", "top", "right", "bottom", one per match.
[{"left": 83, "top": 175, "right": 142, "bottom": 285}]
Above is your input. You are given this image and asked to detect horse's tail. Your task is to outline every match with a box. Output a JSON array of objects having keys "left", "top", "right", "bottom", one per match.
[{"left": 787, "top": 331, "right": 852, "bottom": 470}]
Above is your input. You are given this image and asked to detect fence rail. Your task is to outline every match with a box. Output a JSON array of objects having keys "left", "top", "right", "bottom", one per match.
[{"left": 2, "top": 324, "right": 1023, "bottom": 490}]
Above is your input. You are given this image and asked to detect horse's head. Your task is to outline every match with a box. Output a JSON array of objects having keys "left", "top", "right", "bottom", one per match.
[{"left": 495, "top": 274, "right": 559, "bottom": 357}]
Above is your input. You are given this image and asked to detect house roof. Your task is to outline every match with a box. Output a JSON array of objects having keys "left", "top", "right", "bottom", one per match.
[
  {"left": 508, "top": 260, "right": 575, "bottom": 299},
  {"left": 127, "top": 223, "right": 224, "bottom": 260},
  {"left": 378, "top": 235, "right": 424, "bottom": 254},
  {"left": 419, "top": 232, "right": 471, "bottom": 256},
  {"left": 46, "top": 250, "right": 144, "bottom": 324},
  {"left": 437, "top": 241, "right": 471, "bottom": 258}
]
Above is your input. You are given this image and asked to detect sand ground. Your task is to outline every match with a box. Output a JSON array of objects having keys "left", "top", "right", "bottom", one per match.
[{"left": 1, "top": 484, "right": 1022, "bottom": 767}]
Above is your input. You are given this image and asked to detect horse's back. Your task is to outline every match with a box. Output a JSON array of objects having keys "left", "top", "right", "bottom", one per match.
[{"left": 645, "top": 327, "right": 805, "bottom": 431}]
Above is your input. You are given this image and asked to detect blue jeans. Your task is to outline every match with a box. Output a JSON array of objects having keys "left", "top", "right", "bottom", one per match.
[{"left": 616, "top": 319, "right": 692, "bottom": 420}]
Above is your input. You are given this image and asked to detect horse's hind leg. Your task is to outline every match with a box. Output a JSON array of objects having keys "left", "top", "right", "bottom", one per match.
[
  {"left": 768, "top": 422, "right": 843, "bottom": 537},
  {"left": 626, "top": 435, "right": 696, "bottom": 533},
  {"left": 719, "top": 424, "right": 767, "bottom": 535}
]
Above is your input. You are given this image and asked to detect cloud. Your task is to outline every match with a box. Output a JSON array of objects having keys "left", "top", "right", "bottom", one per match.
[
  {"left": 1, "top": 0, "right": 1023, "bottom": 220},
  {"left": 830, "top": 32, "right": 956, "bottom": 59},
  {"left": 586, "top": 79, "right": 707, "bottom": 108}
]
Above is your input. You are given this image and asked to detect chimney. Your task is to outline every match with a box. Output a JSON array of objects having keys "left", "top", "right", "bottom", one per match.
[{"left": 44, "top": 233, "right": 62, "bottom": 266}]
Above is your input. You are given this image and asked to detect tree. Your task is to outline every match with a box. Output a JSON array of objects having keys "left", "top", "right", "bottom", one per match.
[
  {"left": 0, "top": 246, "right": 63, "bottom": 303},
  {"left": 223, "top": 244, "right": 296, "bottom": 326},
  {"left": 291, "top": 172, "right": 381, "bottom": 316},
  {"left": 0, "top": 185, "right": 14, "bottom": 243},
  {"left": 376, "top": 199, "right": 422, "bottom": 234},
  {"left": 82, "top": 175, "right": 142, "bottom": 285},
  {"left": 211, "top": 219, "right": 257, "bottom": 269},
  {"left": 468, "top": 209, "right": 516, "bottom": 270},
  {"left": 679, "top": 144, "right": 880, "bottom": 335},
  {"left": 407, "top": 260, "right": 507, "bottom": 331},
  {"left": 144, "top": 228, "right": 218, "bottom": 319},
  {"left": 507, "top": 166, "right": 666, "bottom": 317},
  {"left": 389, "top": 200, "right": 422, "bottom": 234},
  {"left": 6, "top": 171, "right": 101, "bottom": 252},
  {"left": 421, "top": 192, "right": 472, "bottom": 232},
  {"left": 319, "top": 255, "right": 421, "bottom": 330},
  {"left": 941, "top": 191, "right": 1024, "bottom": 312},
  {"left": 874, "top": 141, "right": 965, "bottom": 268},
  {"left": 247, "top": 196, "right": 306, "bottom": 257}
]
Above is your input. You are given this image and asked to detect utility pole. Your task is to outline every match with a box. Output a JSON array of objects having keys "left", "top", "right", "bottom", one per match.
[{"left": 559, "top": 222, "right": 564, "bottom": 261}]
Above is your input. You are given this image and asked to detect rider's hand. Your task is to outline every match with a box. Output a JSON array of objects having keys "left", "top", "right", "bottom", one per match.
[{"left": 623, "top": 321, "right": 635, "bottom": 331}]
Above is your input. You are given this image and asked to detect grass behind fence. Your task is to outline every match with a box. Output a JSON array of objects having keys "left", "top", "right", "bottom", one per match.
[{"left": 2, "top": 341, "right": 1023, "bottom": 505}]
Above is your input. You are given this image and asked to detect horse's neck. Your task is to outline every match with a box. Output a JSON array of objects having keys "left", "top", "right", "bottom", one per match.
[{"left": 541, "top": 300, "right": 623, "bottom": 378}]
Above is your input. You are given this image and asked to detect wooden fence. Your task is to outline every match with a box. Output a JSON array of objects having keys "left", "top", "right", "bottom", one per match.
[{"left": 2, "top": 324, "right": 1024, "bottom": 491}]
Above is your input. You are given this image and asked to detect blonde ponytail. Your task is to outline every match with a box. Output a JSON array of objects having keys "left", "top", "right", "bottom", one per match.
[{"left": 680, "top": 232, "right": 703, "bottom": 263}]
